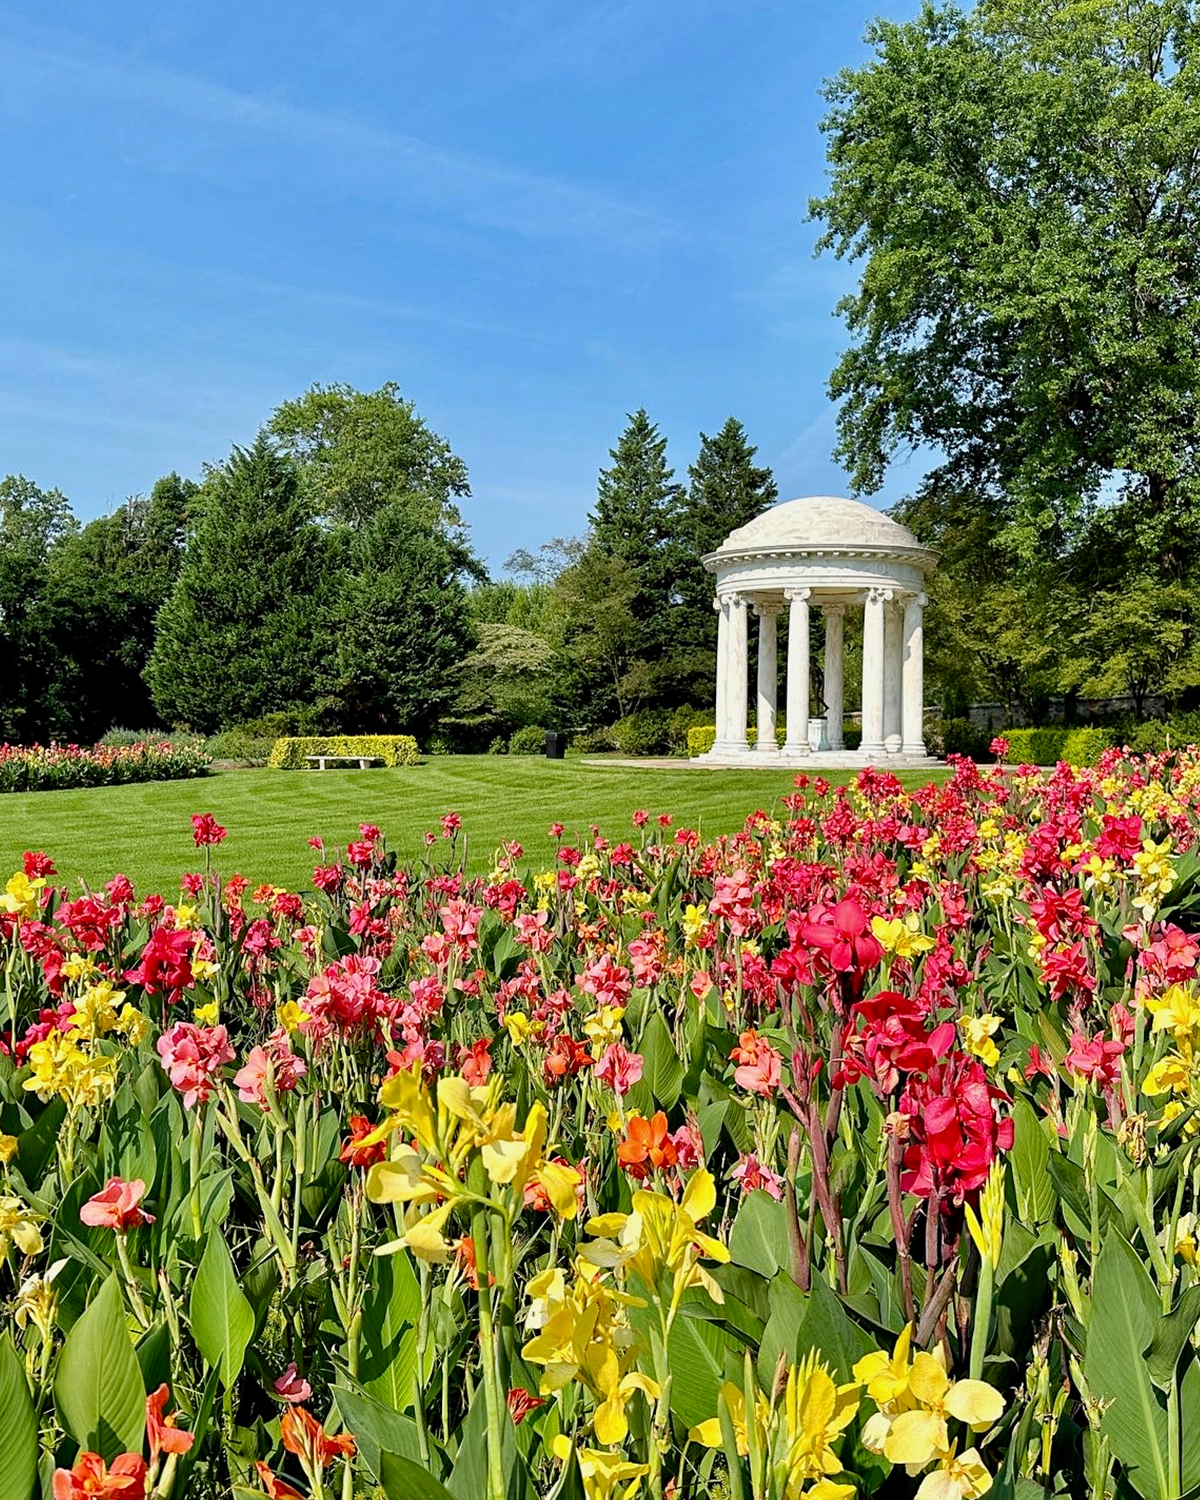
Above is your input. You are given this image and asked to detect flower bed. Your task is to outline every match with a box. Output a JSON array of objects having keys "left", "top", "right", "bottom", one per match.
[
  {"left": 0, "top": 739, "right": 210, "bottom": 793},
  {"left": 4, "top": 750, "right": 1200, "bottom": 1497}
]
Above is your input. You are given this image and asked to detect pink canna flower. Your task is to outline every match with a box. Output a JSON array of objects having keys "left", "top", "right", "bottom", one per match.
[
  {"left": 594, "top": 1042, "right": 643, "bottom": 1097},
  {"left": 80, "top": 1177, "right": 154, "bottom": 1232},
  {"left": 273, "top": 1363, "right": 313, "bottom": 1403},
  {"left": 156, "top": 1022, "right": 235, "bottom": 1108}
]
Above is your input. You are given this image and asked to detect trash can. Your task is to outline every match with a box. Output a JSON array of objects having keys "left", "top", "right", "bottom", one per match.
[{"left": 544, "top": 730, "right": 567, "bottom": 760}]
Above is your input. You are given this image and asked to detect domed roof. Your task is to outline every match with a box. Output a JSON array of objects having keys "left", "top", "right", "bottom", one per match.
[{"left": 711, "top": 495, "right": 926, "bottom": 559}]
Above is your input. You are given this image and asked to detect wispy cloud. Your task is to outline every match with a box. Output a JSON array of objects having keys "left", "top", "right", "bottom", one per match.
[{"left": 0, "top": 13, "right": 681, "bottom": 249}]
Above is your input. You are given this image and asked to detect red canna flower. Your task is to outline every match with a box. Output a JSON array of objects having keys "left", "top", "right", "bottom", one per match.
[
  {"left": 339, "top": 1114, "right": 386, "bottom": 1169},
  {"left": 507, "top": 1387, "right": 545, "bottom": 1424},
  {"left": 800, "top": 897, "right": 883, "bottom": 1001},
  {"left": 190, "top": 813, "right": 227, "bottom": 847}
]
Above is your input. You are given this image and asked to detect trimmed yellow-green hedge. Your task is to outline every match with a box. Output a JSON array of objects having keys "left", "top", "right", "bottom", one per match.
[
  {"left": 688, "top": 725, "right": 787, "bottom": 757},
  {"left": 1000, "top": 726, "right": 1117, "bottom": 767},
  {"left": 268, "top": 735, "right": 421, "bottom": 769}
]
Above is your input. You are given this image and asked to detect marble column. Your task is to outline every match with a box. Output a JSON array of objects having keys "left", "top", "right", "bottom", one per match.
[
  {"left": 860, "top": 587, "right": 890, "bottom": 758},
  {"left": 784, "top": 588, "right": 811, "bottom": 755},
  {"left": 883, "top": 598, "right": 903, "bottom": 754},
  {"left": 823, "top": 603, "right": 846, "bottom": 751},
  {"left": 754, "top": 602, "right": 781, "bottom": 755},
  {"left": 728, "top": 594, "right": 751, "bottom": 753},
  {"left": 902, "top": 591, "right": 928, "bottom": 755},
  {"left": 713, "top": 597, "right": 729, "bottom": 750}
]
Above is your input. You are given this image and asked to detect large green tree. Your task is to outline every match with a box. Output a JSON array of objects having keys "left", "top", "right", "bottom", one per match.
[
  {"left": 147, "top": 439, "right": 327, "bottom": 732},
  {"left": 814, "top": 0, "right": 1200, "bottom": 711},
  {"left": 330, "top": 500, "right": 476, "bottom": 737},
  {"left": 676, "top": 417, "right": 779, "bottom": 692},
  {"left": 268, "top": 381, "right": 476, "bottom": 543},
  {"left": 42, "top": 474, "right": 197, "bottom": 738},
  {"left": 583, "top": 410, "right": 686, "bottom": 707},
  {"left": 0, "top": 476, "right": 77, "bottom": 742}
]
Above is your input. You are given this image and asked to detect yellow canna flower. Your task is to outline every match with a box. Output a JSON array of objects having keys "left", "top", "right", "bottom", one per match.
[
  {"left": 580, "top": 1168, "right": 729, "bottom": 1304},
  {"left": 192, "top": 1001, "right": 219, "bottom": 1025},
  {"left": 854, "top": 1323, "right": 914, "bottom": 1406},
  {"left": 112, "top": 1005, "right": 150, "bottom": 1046},
  {"left": 690, "top": 1380, "right": 769, "bottom": 1455},
  {"left": 960, "top": 1014, "right": 1001, "bottom": 1069},
  {"left": 883, "top": 1354, "right": 1004, "bottom": 1466},
  {"left": 915, "top": 1443, "right": 992, "bottom": 1499},
  {"left": 963, "top": 1162, "right": 1005, "bottom": 1269},
  {"left": 0, "top": 1196, "right": 43, "bottom": 1258},
  {"left": 550, "top": 1437, "right": 649, "bottom": 1500},
  {"left": 191, "top": 958, "right": 219, "bottom": 982},
  {"left": 583, "top": 1005, "right": 626, "bottom": 1057},
  {"left": 1143, "top": 1055, "right": 1193, "bottom": 1097},
  {"left": 174, "top": 904, "right": 200, "bottom": 930},
  {"left": 277, "top": 1000, "right": 310, "bottom": 1032},
  {"left": 0, "top": 872, "right": 45, "bottom": 919},
  {"left": 0, "top": 1134, "right": 17, "bottom": 1165},
  {"left": 871, "top": 914, "right": 936, "bottom": 959},
  {"left": 60, "top": 954, "right": 97, "bottom": 983}
]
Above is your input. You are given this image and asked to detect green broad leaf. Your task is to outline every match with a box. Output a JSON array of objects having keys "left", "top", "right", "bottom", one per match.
[
  {"left": 135, "top": 1322, "right": 172, "bottom": 1397},
  {"left": 189, "top": 1227, "right": 253, "bottom": 1388},
  {"left": 1147, "top": 1284, "right": 1200, "bottom": 1390},
  {"left": 728, "top": 1190, "right": 791, "bottom": 1279},
  {"left": 1083, "top": 1230, "right": 1170, "bottom": 1500},
  {"left": 1010, "top": 1098, "right": 1056, "bottom": 1225},
  {"left": 639, "top": 1010, "right": 684, "bottom": 1109},
  {"left": 55, "top": 1275, "right": 146, "bottom": 1461},
  {"left": 1181, "top": 1356, "right": 1200, "bottom": 1495},
  {"left": 667, "top": 1312, "right": 731, "bottom": 1430},
  {"left": 379, "top": 1452, "right": 459, "bottom": 1500},
  {"left": 758, "top": 1272, "right": 808, "bottom": 1388},
  {"left": 0, "top": 1333, "right": 37, "bottom": 1500},
  {"left": 448, "top": 1377, "right": 526, "bottom": 1500},
  {"left": 696, "top": 1101, "right": 728, "bottom": 1160},
  {"left": 333, "top": 1382, "right": 425, "bottom": 1482},
  {"left": 359, "top": 1253, "right": 423, "bottom": 1413},
  {"left": 798, "top": 1274, "right": 875, "bottom": 1384},
  {"left": 16, "top": 1097, "right": 66, "bottom": 1186}
]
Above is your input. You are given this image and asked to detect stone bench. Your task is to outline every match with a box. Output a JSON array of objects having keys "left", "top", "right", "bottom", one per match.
[{"left": 304, "top": 755, "right": 384, "bottom": 771}]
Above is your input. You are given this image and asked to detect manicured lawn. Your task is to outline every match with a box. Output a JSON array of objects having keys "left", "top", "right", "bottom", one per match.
[{"left": 0, "top": 755, "right": 947, "bottom": 894}]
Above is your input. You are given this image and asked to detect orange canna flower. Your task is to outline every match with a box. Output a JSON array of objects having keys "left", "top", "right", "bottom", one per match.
[
  {"left": 280, "top": 1406, "right": 356, "bottom": 1471},
  {"left": 146, "top": 1383, "right": 194, "bottom": 1465},
  {"left": 254, "top": 1462, "right": 307, "bottom": 1499},
  {"left": 52, "top": 1453, "right": 147, "bottom": 1500},
  {"left": 616, "top": 1111, "right": 678, "bottom": 1181}
]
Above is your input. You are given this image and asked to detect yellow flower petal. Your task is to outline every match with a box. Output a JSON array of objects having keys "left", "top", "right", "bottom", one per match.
[
  {"left": 945, "top": 1379, "right": 1005, "bottom": 1431},
  {"left": 884, "top": 1408, "right": 947, "bottom": 1465}
]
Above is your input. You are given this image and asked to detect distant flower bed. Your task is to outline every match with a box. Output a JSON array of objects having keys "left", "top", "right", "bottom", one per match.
[{"left": 0, "top": 740, "right": 210, "bottom": 793}]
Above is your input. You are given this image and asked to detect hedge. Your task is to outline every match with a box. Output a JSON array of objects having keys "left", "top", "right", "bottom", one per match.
[
  {"left": 268, "top": 735, "right": 421, "bottom": 769},
  {"left": 687, "top": 725, "right": 784, "bottom": 757},
  {"left": 1000, "top": 726, "right": 1118, "bottom": 766}
]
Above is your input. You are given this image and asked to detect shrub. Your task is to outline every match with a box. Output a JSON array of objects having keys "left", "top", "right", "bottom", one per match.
[
  {"left": 687, "top": 723, "right": 860, "bottom": 756},
  {"left": 1122, "top": 714, "right": 1200, "bottom": 755},
  {"left": 930, "top": 718, "right": 990, "bottom": 761},
  {"left": 268, "top": 735, "right": 420, "bottom": 769},
  {"left": 1002, "top": 725, "right": 1118, "bottom": 766},
  {"left": 612, "top": 710, "right": 674, "bottom": 757},
  {"left": 205, "top": 728, "right": 277, "bottom": 766},
  {"left": 0, "top": 740, "right": 210, "bottom": 793},
  {"left": 508, "top": 725, "right": 547, "bottom": 756},
  {"left": 571, "top": 726, "right": 617, "bottom": 755},
  {"left": 100, "top": 727, "right": 206, "bottom": 753}
]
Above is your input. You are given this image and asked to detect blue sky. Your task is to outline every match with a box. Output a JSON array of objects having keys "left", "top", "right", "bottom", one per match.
[{"left": 0, "top": 0, "right": 925, "bottom": 572}]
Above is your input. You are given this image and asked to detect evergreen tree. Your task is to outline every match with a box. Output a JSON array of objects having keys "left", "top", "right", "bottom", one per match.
[
  {"left": 146, "top": 438, "right": 327, "bottom": 732},
  {"left": 586, "top": 410, "right": 684, "bottom": 703},
  {"left": 677, "top": 418, "right": 779, "bottom": 679},
  {"left": 331, "top": 500, "right": 476, "bottom": 738}
]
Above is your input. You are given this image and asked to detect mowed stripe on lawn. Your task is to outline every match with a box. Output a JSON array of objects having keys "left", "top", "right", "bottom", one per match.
[{"left": 0, "top": 756, "right": 946, "bottom": 895}]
